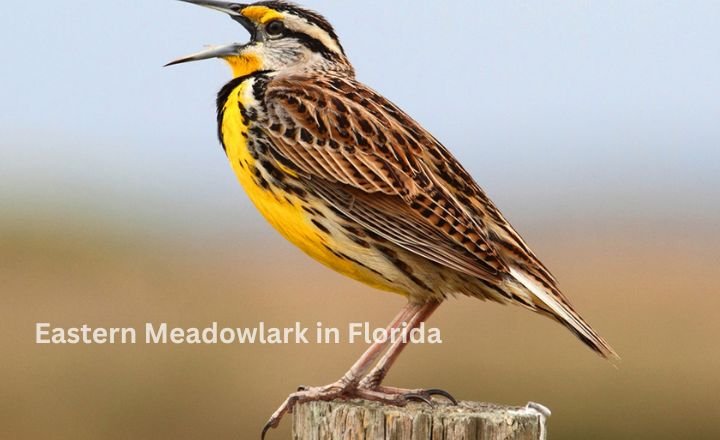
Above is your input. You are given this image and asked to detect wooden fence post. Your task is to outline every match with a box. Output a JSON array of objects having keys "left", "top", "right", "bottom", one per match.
[{"left": 292, "top": 399, "right": 550, "bottom": 440}]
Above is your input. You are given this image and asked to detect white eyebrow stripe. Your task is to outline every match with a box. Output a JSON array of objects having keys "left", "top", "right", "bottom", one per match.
[{"left": 283, "top": 15, "right": 343, "bottom": 56}]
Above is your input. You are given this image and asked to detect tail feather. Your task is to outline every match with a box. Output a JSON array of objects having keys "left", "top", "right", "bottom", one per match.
[{"left": 509, "top": 267, "right": 619, "bottom": 360}]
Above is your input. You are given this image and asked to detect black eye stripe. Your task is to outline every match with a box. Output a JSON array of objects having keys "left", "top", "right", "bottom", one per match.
[
  {"left": 253, "top": 1, "right": 345, "bottom": 54},
  {"left": 282, "top": 30, "right": 339, "bottom": 61},
  {"left": 269, "top": 4, "right": 335, "bottom": 34}
]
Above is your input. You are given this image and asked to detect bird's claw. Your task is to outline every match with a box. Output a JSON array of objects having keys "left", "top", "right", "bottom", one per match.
[
  {"left": 424, "top": 388, "right": 459, "bottom": 405},
  {"left": 261, "top": 395, "right": 298, "bottom": 440},
  {"left": 261, "top": 384, "right": 348, "bottom": 439},
  {"left": 260, "top": 384, "right": 458, "bottom": 438},
  {"left": 404, "top": 393, "right": 434, "bottom": 406},
  {"left": 369, "top": 386, "right": 458, "bottom": 405}
]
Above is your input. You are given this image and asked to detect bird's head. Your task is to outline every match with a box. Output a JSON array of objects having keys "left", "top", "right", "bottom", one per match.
[{"left": 167, "top": 0, "right": 353, "bottom": 77}]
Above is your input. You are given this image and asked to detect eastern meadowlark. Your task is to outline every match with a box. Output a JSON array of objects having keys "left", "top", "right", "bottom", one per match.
[{"left": 168, "top": 1, "right": 618, "bottom": 436}]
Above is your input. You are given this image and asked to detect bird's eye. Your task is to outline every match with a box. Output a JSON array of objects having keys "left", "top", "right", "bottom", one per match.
[{"left": 266, "top": 20, "right": 285, "bottom": 36}]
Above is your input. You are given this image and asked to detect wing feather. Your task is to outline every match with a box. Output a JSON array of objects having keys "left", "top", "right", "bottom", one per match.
[
  {"left": 262, "top": 73, "right": 554, "bottom": 288},
  {"left": 246, "top": 72, "right": 617, "bottom": 358}
]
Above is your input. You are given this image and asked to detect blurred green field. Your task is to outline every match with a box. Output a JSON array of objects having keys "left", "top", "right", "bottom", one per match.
[{"left": 2, "top": 214, "right": 718, "bottom": 440}]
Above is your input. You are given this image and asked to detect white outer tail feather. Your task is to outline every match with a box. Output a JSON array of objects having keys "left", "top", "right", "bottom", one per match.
[{"left": 509, "top": 267, "right": 618, "bottom": 360}]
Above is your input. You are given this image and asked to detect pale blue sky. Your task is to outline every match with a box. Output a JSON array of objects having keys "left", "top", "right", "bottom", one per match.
[{"left": 2, "top": 1, "right": 718, "bottom": 238}]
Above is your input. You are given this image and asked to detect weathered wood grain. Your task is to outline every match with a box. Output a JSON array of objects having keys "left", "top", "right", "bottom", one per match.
[{"left": 292, "top": 399, "right": 550, "bottom": 440}]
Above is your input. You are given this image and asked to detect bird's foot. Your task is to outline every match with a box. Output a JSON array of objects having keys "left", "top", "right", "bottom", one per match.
[
  {"left": 351, "top": 386, "right": 440, "bottom": 406},
  {"left": 358, "top": 369, "right": 458, "bottom": 405},
  {"left": 364, "top": 385, "right": 458, "bottom": 405},
  {"left": 261, "top": 379, "right": 356, "bottom": 439},
  {"left": 261, "top": 380, "right": 458, "bottom": 438}
]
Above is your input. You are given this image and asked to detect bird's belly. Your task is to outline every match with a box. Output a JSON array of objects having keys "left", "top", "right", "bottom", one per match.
[
  {"left": 220, "top": 86, "right": 405, "bottom": 295},
  {"left": 232, "top": 154, "right": 401, "bottom": 294}
]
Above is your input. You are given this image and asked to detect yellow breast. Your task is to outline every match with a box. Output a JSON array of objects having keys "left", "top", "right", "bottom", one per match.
[{"left": 220, "top": 80, "right": 401, "bottom": 293}]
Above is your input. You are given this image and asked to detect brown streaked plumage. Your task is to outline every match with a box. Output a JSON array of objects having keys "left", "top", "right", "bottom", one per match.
[{"left": 168, "top": 1, "right": 618, "bottom": 436}]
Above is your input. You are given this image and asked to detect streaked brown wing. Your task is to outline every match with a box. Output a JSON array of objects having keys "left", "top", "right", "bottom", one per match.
[
  {"left": 306, "top": 182, "right": 503, "bottom": 281},
  {"left": 261, "top": 73, "right": 555, "bottom": 288}
]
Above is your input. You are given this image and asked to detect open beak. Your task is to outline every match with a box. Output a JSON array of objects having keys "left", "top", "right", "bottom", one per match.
[
  {"left": 166, "top": 0, "right": 256, "bottom": 67},
  {"left": 177, "top": 0, "right": 244, "bottom": 15},
  {"left": 175, "top": 0, "right": 256, "bottom": 35},
  {"left": 165, "top": 43, "right": 247, "bottom": 67}
]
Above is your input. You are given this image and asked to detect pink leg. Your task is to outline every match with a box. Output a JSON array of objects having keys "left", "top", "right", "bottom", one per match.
[
  {"left": 340, "top": 302, "right": 424, "bottom": 385},
  {"left": 262, "top": 301, "right": 424, "bottom": 439},
  {"left": 359, "top": 301, "right": 441, "bottom": 389}
]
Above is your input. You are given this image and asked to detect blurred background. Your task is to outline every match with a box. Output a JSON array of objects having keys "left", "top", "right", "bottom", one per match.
[{"left": 2, "top": 1, "right": 719, "bottom": 439}]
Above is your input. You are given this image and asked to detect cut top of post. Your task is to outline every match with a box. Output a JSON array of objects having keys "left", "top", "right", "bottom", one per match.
[{"left": 292, "top": 399, "right": 550, "bottom": 440}]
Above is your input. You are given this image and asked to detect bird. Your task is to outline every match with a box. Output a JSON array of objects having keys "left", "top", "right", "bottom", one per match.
[{"left": 167, "top": 0, "right": 618, "bottom": 437}]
